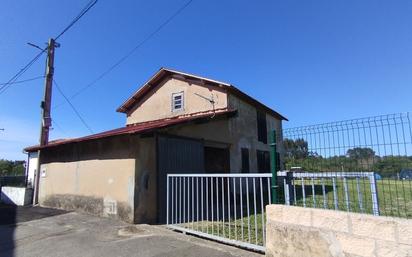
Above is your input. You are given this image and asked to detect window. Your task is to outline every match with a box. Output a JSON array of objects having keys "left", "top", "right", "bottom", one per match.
[
  {"left": 241, "top": 148, "right": 250, "bottom": 173},
  {"left": 257, "top": 110, "right": 267, "bottom": 144},
  {"left": 256, "top": 150, "right": 270, "bottom": 173},
  {"left": 172, "top": 92, "right": 184, "bottom": 112}
]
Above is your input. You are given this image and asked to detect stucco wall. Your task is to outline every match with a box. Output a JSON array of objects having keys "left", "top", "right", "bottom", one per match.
[
  {"left": 133, "top": 136, "right": 157, "bottom": 223},
  {"left": 266, "top": 205, "right": 412, "bottom": 257},
  {"left": 228, "top": 94, "right": 283, "bottom": 172},
  {"left": 126, "top": 77, "right": 228, "bottom": 124},
  {"left": 38, "top": 135, "right": 137, "bottom": 223}
]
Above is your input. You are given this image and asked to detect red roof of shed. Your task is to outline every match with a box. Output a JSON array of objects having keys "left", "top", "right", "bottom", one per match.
[{"left": 24, "top": 109, "right": 236, "bottom": 152}]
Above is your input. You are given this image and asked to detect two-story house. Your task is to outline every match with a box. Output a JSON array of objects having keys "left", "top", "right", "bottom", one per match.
[{"left": 25, "top": 68, "right": 287, "bottom": 223}]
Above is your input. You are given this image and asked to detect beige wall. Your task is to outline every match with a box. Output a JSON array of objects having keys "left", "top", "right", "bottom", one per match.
[
  {"left": 164, "top": 94, "right": 284, "bottom": 173},
  {"left": 266, "top": 205, "right": 412, "bottom": 257},
  {"left": 133, "top": 136, "right": 157, "bottom": 223},
  {"left": 126, "top": 77, "right": 228, "bottom": 124},
  {"left": 228, "top": 94, "right": 283, "bottom": 172},
  {"left": 38, "top": 135, "right": 138, "bottom": 223}
]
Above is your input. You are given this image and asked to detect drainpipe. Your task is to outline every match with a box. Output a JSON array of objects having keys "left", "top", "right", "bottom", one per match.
[{"left": 270, "top": 130, "right": 278, "bottom": 204}]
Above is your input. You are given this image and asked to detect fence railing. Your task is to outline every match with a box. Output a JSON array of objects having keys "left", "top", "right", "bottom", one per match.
[
  {"left": 278, "top": 171, "right": 380, "bottom": 216},
  {"left": 166, "top": 173, "right": 272, "bottom": 252},
  {"left": 282, "top": 112, "right": 412, "bottom": 218},
  {"left": 0, "top": 176, "right": 27, "bottom": 188}
]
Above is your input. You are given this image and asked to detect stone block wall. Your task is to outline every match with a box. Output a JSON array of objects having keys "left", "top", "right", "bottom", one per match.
[{"left": 266, "top": 205, "right": 412, "bottom": 257}]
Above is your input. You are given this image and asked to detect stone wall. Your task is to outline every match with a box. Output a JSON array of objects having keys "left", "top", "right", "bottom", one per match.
[{"left": 266, "top": 205, "right": 412, "bottom": 257}]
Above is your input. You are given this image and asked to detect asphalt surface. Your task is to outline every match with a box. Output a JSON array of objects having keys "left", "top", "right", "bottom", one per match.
[
  {"left": 0, "top": 204, "right": 68, "bottom": 225},
  {"left": 0, "top": 205, "right": 263, "bottom": 257}
]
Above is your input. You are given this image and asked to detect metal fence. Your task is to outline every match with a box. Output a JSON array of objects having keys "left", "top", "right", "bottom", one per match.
[
  {"left": 278, "top": 171, "right": 380, "bottom": 216},
  {"left": 282, "top": 112, "right": 412, "bottom": 218},
  {"left": 0, "top": 176, "right": 27, "bottom": 188},
  {"left": 166, "top": 173, "right": 272, "bottom": 252}
]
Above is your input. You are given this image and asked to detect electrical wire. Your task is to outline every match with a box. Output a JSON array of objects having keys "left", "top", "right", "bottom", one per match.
[
  {"left": 54, "top": 0, "right": 98, "bottom": 41},
  {"left": 0, "top": 75, "right": 44, "bottom": 86},
  {"left": 0, "top": 0, "right": 98, "bottom": 96},
  {"left": 0, "top": 51, "right": 46, "bottom": 94},
  {"left": 54, "top": 79, "right": 94, "bottom": 134},
  {"left": 65, "top": 0, "right": 194, "bottom": 101}
]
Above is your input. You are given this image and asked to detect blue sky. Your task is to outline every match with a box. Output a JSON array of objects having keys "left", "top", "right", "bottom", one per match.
[{"left": 1, "top": 0, "right": 412, "bottom": 160}]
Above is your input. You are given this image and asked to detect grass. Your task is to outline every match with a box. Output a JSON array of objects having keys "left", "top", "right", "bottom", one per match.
[
  {"left": 289, "top": 178, "right": 412, "bottom": 218},
  {"left": 180, "top": 213, "right": 266, "bottom": 246}
]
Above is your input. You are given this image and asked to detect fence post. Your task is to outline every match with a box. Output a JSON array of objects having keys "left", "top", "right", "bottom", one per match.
[
  {"left": 369, "top": 173, "right": 380, "bottom": 216},
  {"left": 284, "top": 171, "right": 294, "bottom": 205},
  {"left": 270, "top": 130, "right": 278, "bottom": 204}
]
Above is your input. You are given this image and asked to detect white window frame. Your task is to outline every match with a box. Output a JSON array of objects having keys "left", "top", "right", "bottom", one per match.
[{"left": 172, "top": 92, "right": 184, "bottom": 112}]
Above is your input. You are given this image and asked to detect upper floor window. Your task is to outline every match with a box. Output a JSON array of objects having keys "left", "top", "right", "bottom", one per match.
[
  {"left": 257, "top": 110, "right": 267, "bottom": 144},
  {"left": 172, "top": 92, "right": 184, "bottom": 112}
]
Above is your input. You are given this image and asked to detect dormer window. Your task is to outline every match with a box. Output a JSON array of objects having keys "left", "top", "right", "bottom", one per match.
[{"left": 172, "top": 92, "right": 184, "bottom": 112}]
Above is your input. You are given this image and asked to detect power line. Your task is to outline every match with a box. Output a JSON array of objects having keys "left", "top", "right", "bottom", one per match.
[
  {"left": 54, "top": 79, "right": 94, "bottom": 134},
  {"left": 51, "top": 119, "right": 70, "bottom": 138},
  {"left": 0, "top": 0, "right": 98, "bottom": 96},
  {"left": 62, "top": 0, "right": 194, "bottom": 102},
  {"left": 54, "top": 0, "right": 98, "bottom": 41},
  {"left": 0, "top": 76, "right": 44, "bottom": 86},
  {"left": 0, "top": 50, "right": 46, "bottom": 94}
]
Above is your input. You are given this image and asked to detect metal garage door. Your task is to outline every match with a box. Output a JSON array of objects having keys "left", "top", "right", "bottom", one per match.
[{"left": 157, "top": 135, "right": 204, "bottom": 223}]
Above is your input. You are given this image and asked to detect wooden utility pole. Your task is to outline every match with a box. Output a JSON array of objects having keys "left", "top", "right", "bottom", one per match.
[{"left": 33, "top": 38, "right": 57, "bottom": 205}]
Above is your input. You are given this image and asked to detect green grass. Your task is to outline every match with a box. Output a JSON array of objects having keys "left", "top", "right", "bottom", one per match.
[
  {"left": 180, "top": 213, "right": 266, "bottom": 246},
  {"left": 289, "top": 178, "right": 412, "bottom": 218}
]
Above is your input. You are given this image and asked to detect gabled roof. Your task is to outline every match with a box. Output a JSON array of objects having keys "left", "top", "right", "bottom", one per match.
[
  {"left": 24, "top": 109, "right": 237, "bottom": 152},
  {"left": 116, "top": 68, "right": 288, "bottom": 121}
]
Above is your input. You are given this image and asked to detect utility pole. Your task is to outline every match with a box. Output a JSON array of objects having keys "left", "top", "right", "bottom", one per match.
[{"left": 33, "top": 38, "right": 57, "bottom": 205}]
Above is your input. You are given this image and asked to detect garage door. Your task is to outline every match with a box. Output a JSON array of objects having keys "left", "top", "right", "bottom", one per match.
[{"left": 157, "top": 135, "right": 205, "bottom": 223}]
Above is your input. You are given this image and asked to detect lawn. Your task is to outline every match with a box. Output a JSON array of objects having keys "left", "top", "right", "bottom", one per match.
[{"left": 289, "top": 178, "right": 412, "bottom": 218}]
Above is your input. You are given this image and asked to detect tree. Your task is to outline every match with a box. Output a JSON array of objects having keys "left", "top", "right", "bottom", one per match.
[
  {"left": 346, "top": 147, "right": 375, "bottom": 160},
  {"left": 283, "top": 138, "right": 309, "bottom": 159},
  {"left": 0, "top": 159, "right": 25, "bottom": 176}
]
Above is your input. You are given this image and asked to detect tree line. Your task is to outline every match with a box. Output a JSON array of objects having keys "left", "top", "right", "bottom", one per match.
[
  {"left": 283, "top": 138, "right": 412, "bottom": 177},
  {"left": 0, "top": 159, "right": 25, "bottom": 176}
]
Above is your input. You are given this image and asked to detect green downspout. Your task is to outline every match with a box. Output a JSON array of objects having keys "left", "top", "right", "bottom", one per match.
[{"left": 270, "top": 130, "right": 278, "bottom": 204}]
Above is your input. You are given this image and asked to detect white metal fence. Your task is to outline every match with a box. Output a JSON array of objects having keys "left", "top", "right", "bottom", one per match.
[
  {"left": 166, "top": 171, "right": 381, "bottom": 252},
  {"left": 278, "top": 171, "right": 380, "bottom": 216},
  {"left": 166, "top": 173, "right": 272, "bottom": 252}
]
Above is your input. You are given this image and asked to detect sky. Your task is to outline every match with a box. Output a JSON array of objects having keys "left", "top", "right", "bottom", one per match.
[{"left": 1, "top": 0, "right": 412, "bottom": 160}]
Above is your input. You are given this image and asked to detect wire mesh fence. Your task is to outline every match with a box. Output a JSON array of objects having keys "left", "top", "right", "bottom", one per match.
[{"left": 281, "top": 112, "right": 412, "bottom": 218}]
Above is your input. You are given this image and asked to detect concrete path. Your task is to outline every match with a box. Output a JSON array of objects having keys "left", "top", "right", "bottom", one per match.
[{"left": 0, "top": 206, "right": 263, "bottom": 257}]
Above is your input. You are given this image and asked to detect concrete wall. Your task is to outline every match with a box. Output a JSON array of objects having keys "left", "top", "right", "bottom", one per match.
[
  {"left": 266, "top": 205, "right": 412, "bottom": 257},
  {"left": 26, "top": 152, "right": 38, "bottom": 188},
  {"left": 126, "top": 77, "right": 228, "bottom": 124},
  {"left": 1, "top": 187, "right": 33, "bottom": 206},
  {"left": 38, "top": 135, "right": 138, "bottom": 223},
  {"left": 133, "top": 136, "right": 157, "bottom": 223},
  {"left": 163, "top": 94, "right": 284, "bottom": 173},
  {"left": 228, "top": 95, "right": 283, "bottom": 172}
]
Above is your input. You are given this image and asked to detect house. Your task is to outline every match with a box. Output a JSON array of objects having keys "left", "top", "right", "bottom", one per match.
[{"left": 24, "top": 68, "right": 287, "bottom": 224}]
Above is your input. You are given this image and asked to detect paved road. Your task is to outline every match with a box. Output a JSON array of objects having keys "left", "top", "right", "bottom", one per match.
[{"left": 0, "top": 206, "right": 263, "bottom": 257}]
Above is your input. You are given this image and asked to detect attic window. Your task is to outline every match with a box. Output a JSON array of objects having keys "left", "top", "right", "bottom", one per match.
[{"left": 172, "top": 92, "right": 184, "bottom": 112}]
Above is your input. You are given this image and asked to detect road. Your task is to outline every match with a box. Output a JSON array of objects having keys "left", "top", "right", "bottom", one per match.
[{"left": 0, "top": 205, "right": 263, "bottom": 257}]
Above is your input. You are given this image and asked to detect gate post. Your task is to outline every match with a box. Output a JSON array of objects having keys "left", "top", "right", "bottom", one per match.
[{"left": 270, "top": 130, "right": 278, "bottom": 204}]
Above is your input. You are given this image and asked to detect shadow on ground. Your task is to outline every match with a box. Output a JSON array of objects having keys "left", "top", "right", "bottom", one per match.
[{"left": 0, "top": 204, "right": 68, "bottom": 257}]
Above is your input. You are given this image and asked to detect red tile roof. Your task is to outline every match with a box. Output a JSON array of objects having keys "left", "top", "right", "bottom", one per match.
[{"left": 24, "top": 109, "right": 237, "bottom": 152}]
